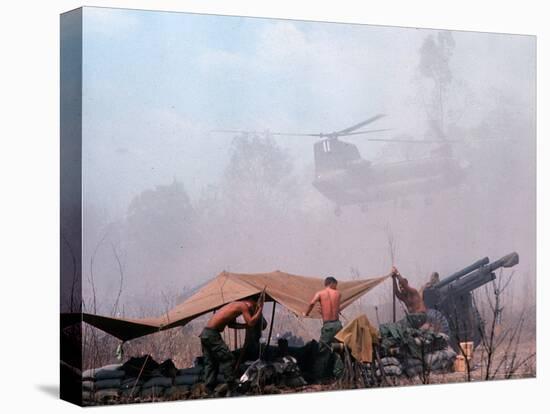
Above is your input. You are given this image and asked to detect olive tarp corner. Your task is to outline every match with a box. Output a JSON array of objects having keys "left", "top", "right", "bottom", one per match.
[{"left": 80, "top": 270, "right": 390, "bottom": 342}]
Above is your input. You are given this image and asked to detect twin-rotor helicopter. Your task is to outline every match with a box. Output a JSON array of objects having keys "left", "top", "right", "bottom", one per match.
[{"left": 213, "top": 114, "right": 465, "bottom": 215}]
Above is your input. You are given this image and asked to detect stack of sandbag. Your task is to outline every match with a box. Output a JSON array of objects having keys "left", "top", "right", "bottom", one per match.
[
  {"left": 366, "top": 347, "right": 457, "bottom": 380},
  {"left": 139, "top": 376, "right": 173, "bottom": 399},
  {"left": 122, "top": 356, "right": 178, "bottom": 400},
  {"left": 403, "top": 347, "right": 457, "bottom": 377},
  {"left": 173, "top": 365, "right": 203, "bottom": 387},
  {"left": 375, "top": 357, "right": 402, "bottom": 377},
  {"left": 82, "top": 364, "right": 124, "bottom": 403},
  {"left": 81, "top": 357, "right": 188, "bottom": 403},
  {"left": 119, "top": 377, "right": 143, "bottom": 399}
]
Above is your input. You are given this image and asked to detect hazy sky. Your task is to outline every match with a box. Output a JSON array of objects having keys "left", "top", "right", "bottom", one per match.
[
  {"left": 81, "top": 7, "right": 535, "bottom": 215},
  {"left": 76, "top": 8, "right": 536, "bottom": 313}
]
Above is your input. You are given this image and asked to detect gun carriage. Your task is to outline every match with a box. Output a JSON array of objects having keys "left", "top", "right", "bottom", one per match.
[{"left": 422, "top": 252, "right": 519, "bottom": 349}]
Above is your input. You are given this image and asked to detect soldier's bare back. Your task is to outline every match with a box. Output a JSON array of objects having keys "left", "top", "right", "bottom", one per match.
[
  {"left": 206, "top": 301, "right": 259, "bottom": 331},
  {"left": 317, "top": 288, "right": 341, "bottom": 321}
]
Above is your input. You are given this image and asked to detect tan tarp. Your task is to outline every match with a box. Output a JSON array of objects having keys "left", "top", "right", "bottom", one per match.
[
  {"left": 82, "top": 270, "right": 389, "bottom": 341},
  {"left": 334, "top": 314, "right": 379, "bottom": 363}
]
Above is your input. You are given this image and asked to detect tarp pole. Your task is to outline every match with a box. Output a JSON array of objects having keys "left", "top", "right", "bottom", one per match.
[
  {"left": 392, "top": 282, "right": 396, "bottom": 323},
  {"left": 266, "top": 301, "right": 276, "bottom": 352}
]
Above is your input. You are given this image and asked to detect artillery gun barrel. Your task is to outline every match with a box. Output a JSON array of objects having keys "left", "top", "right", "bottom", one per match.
[
  {"left": 445, "top": 271, "right": 496, "bottom": 297},
  {"left": 434, "top": 257, "right": 489, "bottom": 289},
  {"left": 439, "top": 252, "right": 519, "bottom": 297},
  {"left": 486, "top": 252, "right": 519, "bottom": 272}
]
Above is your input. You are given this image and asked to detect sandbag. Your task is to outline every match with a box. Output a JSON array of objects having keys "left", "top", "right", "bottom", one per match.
[
  {"left": 120, "top": 386, "right": 141, "bottom": 399},
  {"left": 380, "top": 357, "right": 400, "bottom": 367},
  {"left": 82, "top": 364, "right": 122, "bottom": 380},
  {"left": 164, "top": 385, "right": 191, "bottom": 399},
  {"left": 120, "top": 377, "right": 143, "bottom": 390},
  {"left": 95, "top": 378, "right": 122, "bottom": 390},
  {"left": 94, "top": 388, "right": 120, "bottom": 401},
  {"left": 377, "top": 365, "right": 402, "bottom": 376},
  {"left": 140, "top": 386, "right": 166, "bottom": 399},
  {"left": 82, "top": 380, "right": 94, "bottom": 391},
  {"left": 143, "top": 376, "right": 173, "bottom": 388},
  {"left": 406, "top": 367, "right": 422, "bottom": 377},
  {"left": 174, "top": 374, "right": 200, "bottom": 386},
  {"left": 431, "top": 359, "right": 454, "bottom": 372},
  {"left": 404, "top": 358, "right": 423, "bottom": 368},
  {"left": 177, "top": 366, "right": 203, "bottom": 376},
  {"left": 95, "top": 369, "right": 125, "bottom": 381}
]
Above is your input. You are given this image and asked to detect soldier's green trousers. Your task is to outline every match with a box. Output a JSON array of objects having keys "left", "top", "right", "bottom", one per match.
[
  {"left": 314, "top": 320, "right": 344, "bottom": 379},
  {"left": 199, "top": 328, "right": 235, "bottom": 388}
]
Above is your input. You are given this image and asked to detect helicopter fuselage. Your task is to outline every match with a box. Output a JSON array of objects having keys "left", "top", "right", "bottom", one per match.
[{"left": 312, "top": 154, "right": 463, "bottom": 207}]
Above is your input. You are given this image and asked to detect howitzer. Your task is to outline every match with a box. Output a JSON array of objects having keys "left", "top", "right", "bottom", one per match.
[{"left": 423, "top": 252, "right": 519, "bottom": 349}]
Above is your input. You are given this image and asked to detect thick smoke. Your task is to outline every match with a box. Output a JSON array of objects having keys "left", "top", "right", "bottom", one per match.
[{"left": 81, "top": 23, "right": 535, "bottom": 323}]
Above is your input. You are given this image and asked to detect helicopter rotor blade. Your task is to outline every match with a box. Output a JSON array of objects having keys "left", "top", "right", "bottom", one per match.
[
  {"left": 269, "top": 132, "right": 325, "bottom": 137},
  {"left": 211, "top": 129, "right": 255, "bottom": 134},
  {"left": 340, "top": 128, "right": 392, "bottom": 136},
  {"left": 361, "top": 138, "right": 462, "bottom": 144},
  {"left": 357, "top": 137, "right": 516, "bottom": 144},
  {"left": 212, "top": 129, "right": 325, "bottom": 138},
  {"left": 333, "top": 114, "right": 386, "bottom": 135}
]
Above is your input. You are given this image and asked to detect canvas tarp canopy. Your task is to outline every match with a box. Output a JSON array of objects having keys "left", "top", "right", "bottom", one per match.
[{"left": 82, "top": 270, "right": 389, "bottom": 342}]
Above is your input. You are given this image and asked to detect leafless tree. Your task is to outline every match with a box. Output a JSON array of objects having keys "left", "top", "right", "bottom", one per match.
[{"left": 472, "top": 269, "right": 536, "bottom": 381}]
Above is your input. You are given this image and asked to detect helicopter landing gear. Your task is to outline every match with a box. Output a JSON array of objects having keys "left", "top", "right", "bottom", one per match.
[{"left": 334, "top": 206, "right": 342, "bottom": 217}]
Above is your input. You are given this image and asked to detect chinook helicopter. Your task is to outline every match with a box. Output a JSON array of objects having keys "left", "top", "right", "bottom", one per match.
[{"left": 214, "top": 114, "right": 465, "bottom": 215}]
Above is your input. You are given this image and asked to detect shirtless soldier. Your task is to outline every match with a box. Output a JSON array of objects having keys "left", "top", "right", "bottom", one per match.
[
  {"left": 200, "top": 296, "right": 264, "bottom": 391},
  {"left": 391, "top": 266, "right": 428, "bottom": 328},
  {"left": 304, "top": 276, "right": 343, "bottom": 379}
]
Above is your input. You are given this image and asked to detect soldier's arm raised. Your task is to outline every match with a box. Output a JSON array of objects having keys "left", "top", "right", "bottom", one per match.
[
  {"left": 304, "top": 292, "right": 320, "bottom": 316},
  {"left": 392, "top": 276, "right": 406, "bottom": 300},
  {"left": 242, "top": 302, "right": 264, "bottom": 327}
]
